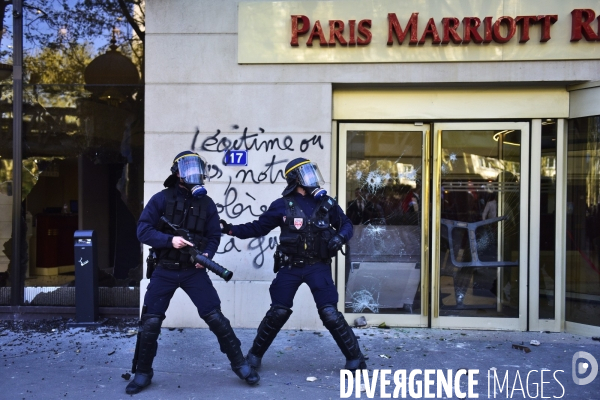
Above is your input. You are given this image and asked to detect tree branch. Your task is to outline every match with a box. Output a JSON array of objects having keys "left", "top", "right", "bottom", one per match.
[
  {"left": 23, "top": 4, "right": 49, "bottom": 19},
  {"left": 116, "top": 0, "right": 144, "bottom": 43}
]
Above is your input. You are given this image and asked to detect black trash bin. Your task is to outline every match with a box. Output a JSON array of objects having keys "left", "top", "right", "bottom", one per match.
[{"left": 68, "top": 230, "right": 100, "bottom": 328}]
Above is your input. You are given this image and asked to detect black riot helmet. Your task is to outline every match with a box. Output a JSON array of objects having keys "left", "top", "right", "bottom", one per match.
[
  {"left": 165, "top": 150, "right": 208, "bottom": 197},
  {"left": 282, "top": 157, "right": 327, "bottom": 198}
]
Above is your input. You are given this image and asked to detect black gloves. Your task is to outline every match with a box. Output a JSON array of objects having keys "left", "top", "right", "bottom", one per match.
[
  {"left": 220, "top": 219, "right": 232, "bottom": 235},
  {"left": 327, "top": 234, "right": 344, "bottom": 252}
]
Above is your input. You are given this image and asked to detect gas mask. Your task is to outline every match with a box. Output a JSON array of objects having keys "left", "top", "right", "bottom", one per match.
[
  {"left": 173, "top": 152, "right": 208, "bottom": 197},
  {"left": 294, "top": 161, "right": 327, "bottom": 199}
]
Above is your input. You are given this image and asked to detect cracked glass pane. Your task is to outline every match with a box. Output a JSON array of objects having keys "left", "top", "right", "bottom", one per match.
[{"left": 344, "top": 130, "right": 423, "bottom": 315}]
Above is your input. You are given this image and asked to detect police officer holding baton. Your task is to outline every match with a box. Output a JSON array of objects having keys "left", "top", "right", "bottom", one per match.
[{"left": 220, "top": 158, "right": 367, "bottom": 373}]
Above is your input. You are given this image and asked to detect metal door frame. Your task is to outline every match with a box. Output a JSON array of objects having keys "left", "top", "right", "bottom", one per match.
[
  {"left": 431, "top": 122, "right": 530, "bottom": 330},
  {"left": 529, "top": 119, "right": 566, "bottom": 332},
  {"left": 337, "top": 122, "right": 430, "bottom": 327}
]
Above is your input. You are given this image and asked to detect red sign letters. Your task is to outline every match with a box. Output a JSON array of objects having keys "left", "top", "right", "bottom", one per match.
[{"left": 289, "top": 9, "right": 600, "bottom": 47}]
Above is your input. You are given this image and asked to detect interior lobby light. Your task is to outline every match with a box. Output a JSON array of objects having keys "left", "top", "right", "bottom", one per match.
[{"left": 492, "top": 130, "right": 520, "bottom": 146}]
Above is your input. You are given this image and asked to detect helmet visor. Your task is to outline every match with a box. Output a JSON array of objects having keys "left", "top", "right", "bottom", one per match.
[
  {"left": 296, "top": 162, "right": 324, "bottom": 188},
  {"left": 177, "top": 154, "right": 207, "bottom": 185}
]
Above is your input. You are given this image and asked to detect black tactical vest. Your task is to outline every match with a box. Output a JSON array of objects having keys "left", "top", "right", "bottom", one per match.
[
  {"left": 278, "top": 195, "right": 338, "bottom": 261},
  {"left": 155, "top": 186, "right": 210, "bottom": 266}
]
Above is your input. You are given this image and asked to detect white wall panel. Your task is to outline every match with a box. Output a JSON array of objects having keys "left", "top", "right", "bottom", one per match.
[
  {"left": 145, "top": 84, "right": 331, "bottom": 134},
  {"left": 160, "top": 280, "right": 236, "bottom": 328},
  {"left": 146, "top": 0, "right": 350, "bottom": 35},
  {"left": 234, "top": 280, "right": 272, "bottom": 327},
  {"left": 569, "top": 85, "right": 600, "bottom": 119},
  {"left": 334, "top": 87, "right": 569, "bottom": 120},
  {"left": 147, "top": 33, "right": 600, "bottom": 85},
  {"left": 146, "top": 0, "right": 239, "bottom": 34},
  {"left": 141, "top": 278, "right": 328, "bottom": 329}
]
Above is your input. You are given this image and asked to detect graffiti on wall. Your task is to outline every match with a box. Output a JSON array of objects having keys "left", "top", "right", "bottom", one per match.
[{"left": 191, "top": 125, "right": 325, "bottom": 269}]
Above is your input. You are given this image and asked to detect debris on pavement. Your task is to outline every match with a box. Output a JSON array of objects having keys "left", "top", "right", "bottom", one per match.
[
  {"left": 378, "top": 322, "right": 390, "bottom": 329},
  {"left": 512, "top": 344, "right": 531, "bottom": 353},
  {"left": 530, "top": 340, "right": 541, "bottom": 346},
  {"left": 1, "top": 319, "right": 595, "bottom": 398},
  {"left": 354, "top": 316, "right": 367, "bottom": 327}
]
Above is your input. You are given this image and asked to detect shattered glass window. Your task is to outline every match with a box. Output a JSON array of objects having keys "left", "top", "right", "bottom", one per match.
[{"left": 344, "top": 130, "right": 423, "bottom": 315}]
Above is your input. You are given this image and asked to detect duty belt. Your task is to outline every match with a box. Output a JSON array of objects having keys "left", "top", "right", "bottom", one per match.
[
  {"left": 290, "top": 257, "right": 329, "bottom": 268},
  {"left": 157, "top": 261, "right": 194, "bottom": 270}
]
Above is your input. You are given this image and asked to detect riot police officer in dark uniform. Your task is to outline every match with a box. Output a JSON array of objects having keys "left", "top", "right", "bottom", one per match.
[
  {"left": 220, "top": 158, "right": 367, "bottom": 373},
  {"left": 126, "top": 151, "right": 259, "bottom": 395}
]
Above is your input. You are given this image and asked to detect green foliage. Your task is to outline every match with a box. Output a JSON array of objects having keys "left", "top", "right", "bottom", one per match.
[
  {"left": 25, "top": 42, "right": 93, "bottom": 85},
  {"left": 1, "top": 0, "right": 145, "bottom": 78}
]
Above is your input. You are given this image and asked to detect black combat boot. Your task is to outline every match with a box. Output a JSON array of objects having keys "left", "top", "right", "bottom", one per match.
[
  {"left": 202, "top": 309, "right": 260, "bottom": 385},
  {"left": 319, "top": 305, "right": 368, "bottom": 372},
  {"left": 126, "top": 314, "right": 163, "bottom": 394},
  {"left": 246, "top": 305, "right": 293, "bottom": 369}
]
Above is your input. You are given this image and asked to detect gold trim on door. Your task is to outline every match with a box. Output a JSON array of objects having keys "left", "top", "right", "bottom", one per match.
[
  {"left": 432, "top": 122, "right": 529, "bottom": 330},
  {"left": 337, "top": 123, "right": 430, "bottom": 328}
]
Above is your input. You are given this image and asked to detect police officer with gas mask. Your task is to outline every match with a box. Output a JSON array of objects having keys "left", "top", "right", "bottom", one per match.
[
  {"left": 126, "top": 151, "right": 259, "bottom": 395},
  {"left": 220, "top": 158, "right": 367, "bottom": 373}
]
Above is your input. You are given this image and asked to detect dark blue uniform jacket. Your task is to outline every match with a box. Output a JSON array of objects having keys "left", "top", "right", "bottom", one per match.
[
  {"left": 231, "top": 192, "right": 353, "bottom": 242},
  {"left": 137, "top": 186, "right": 221, "bottom": 259}
]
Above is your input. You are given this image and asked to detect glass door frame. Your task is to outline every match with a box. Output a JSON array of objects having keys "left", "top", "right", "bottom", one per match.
[
  {"left": 529, "top": 119, "right": 566, "bottom": 332},
  {"left": 431, "top": 122, "right": 530, "bottom": 330},
  {"left": 337, "top": 122, "right": 430, "bottom": 328}
]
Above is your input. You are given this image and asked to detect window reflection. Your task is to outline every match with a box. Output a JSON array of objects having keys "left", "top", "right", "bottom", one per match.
[
  {"left": 0, "top": 1, "right": 144, "bottom": 307},
  {"left": 0, "top": 2, "right": 13, "bottom": 305},
  {"left": 439, "top": 130, "right": 521, "bottom": 318},
  {"left": 566, "top": 116, "right": 600, "bottom": 327},
  {"left": 539, "top": 120, "right": 557, "bottom": 320}
]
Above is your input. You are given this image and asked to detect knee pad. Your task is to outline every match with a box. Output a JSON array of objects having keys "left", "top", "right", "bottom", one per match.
[
  {"left": 266, "top": 305, "right": 293, "bottom": 324},
  {"left": 140, "top": 314, "right": 163, "bottom": 333},
  {"left": 201, "top": 308, "right": 229, "bottom": 328},
  {"left": 318, "top": 305, "right": 342, "bottom": 327},
  {"left": 201, "top": 309, "right": 236, "bottom": 337}
]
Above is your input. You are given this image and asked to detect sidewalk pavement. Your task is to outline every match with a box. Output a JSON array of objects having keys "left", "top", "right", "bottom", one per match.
[{"left": 1, "top": 318, "right": 599, "bottom": 400}]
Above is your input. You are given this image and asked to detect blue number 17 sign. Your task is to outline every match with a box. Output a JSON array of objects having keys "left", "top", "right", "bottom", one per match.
[{"left": 225, "top": 150, "right": 248, "bottom": 166}]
